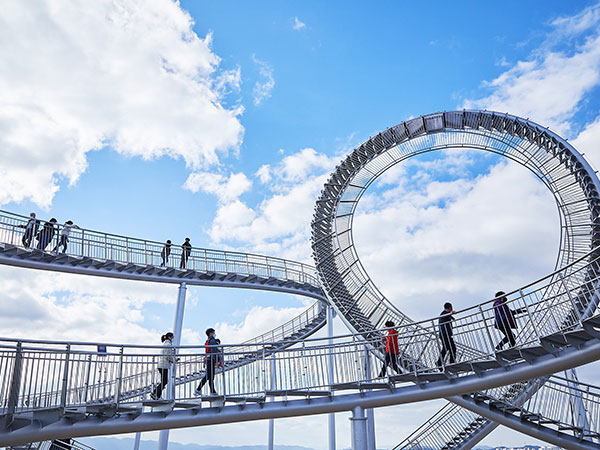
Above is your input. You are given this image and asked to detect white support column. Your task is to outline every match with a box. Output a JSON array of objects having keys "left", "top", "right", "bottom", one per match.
[
  {"left": 566, "top": 368, "right": 590, "bottom": 433},
  {"left": 133, "top": 432, "right": 141, "bottom": 450},
  {"left": 350, "top": 406, "right": 368, "bottom": 450},
  {"left": 268, "top": 354, "right": 276, "bottom": 450},
  {"left": 158, "top": 282, "right": 187, "bottom": 450},
  {"left": 327, "top": 305, "right": 336, "bottom": 450},
  {"left": 362, "top": 349, "right": 376, "bottom": 450}
]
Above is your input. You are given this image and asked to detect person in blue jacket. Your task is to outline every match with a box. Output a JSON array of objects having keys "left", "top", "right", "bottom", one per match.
[{"left": 194, "top": 328, "right": 219, "bottom": 396}]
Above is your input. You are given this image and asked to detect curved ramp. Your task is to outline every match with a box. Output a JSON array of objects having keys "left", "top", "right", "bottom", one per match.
[{"left": 0, "top": 210, "right": 324, "bottom": 300}]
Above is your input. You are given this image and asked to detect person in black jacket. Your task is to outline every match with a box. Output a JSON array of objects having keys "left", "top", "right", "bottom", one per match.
[
  {"left": 36, "top": 218, "right": 57, "bottom": 250},
  {"left": 493, "top": 291, "right": 525, "bottom": 350},
  {"left": 161, "top": 240, "right": 172, "bottom": 267},
  {"left": 436, "top": 302, "right": 457, "bottom": 368},
  {"left": 19, "top": 212, "right": 39, "bottom": 248},
  {"left": 194, "top": 328, "right": 219, "bottom": 396},
  {"left": 180, "top": 238, "right": 191, "bottom": 269}
]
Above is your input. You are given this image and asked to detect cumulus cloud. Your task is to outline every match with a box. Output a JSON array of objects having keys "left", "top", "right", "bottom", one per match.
[
  {"left": 0, "top": 0, "right": 244, "bottom": 208},
  {"left": 292, "top": 16, "right": 306, "bottom": 31},
  {"left": 464, "top": 8, "right": 600, "bottom": 135},
  {"left": 183, "top": 171, "right": 252, "bottom": 203},
  {"left": 0, "top": 266, "right": 181, "bottom": 344},
  {"left": 204, "top": 148, "right": 339, "bottom": 261},
  {"left": 252, "top": 55, "right": 275, "bottom": 106}
]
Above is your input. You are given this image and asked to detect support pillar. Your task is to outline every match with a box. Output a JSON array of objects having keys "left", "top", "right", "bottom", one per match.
[
  {"left": 327, "top": 305, "right": 336, "bottom": 450},
  {"left": 158, "top": 282, "right": 187, "bottom": 450},
  {"left": 566, "top": 368, "right": 590, "bottom": 433},
  {"left": 362, "top": 348, "right": 376, "bottom": 450},
  {"left": 350, "top": 406, "right": 368, "bottom": 450},
  {"left": 268, "top": 354, "right": 276, "bottom": 450},
  {"left": 133, "top": 432, "right": 141, "bottom": 450}
]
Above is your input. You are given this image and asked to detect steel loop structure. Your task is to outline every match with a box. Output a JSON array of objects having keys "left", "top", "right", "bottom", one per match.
[
  {"left": 311, "top": 110, "right": 600, "bottom": 448},
  {"left": 1, "top": 110, "right": 600, "bottom": 448}
]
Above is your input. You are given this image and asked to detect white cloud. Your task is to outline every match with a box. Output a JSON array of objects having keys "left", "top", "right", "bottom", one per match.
[
  {"left": 464, "top": 10, "right": 600, "bottom": 135},
  {"left": 292, "top": 16, "right": 306, "bottom": 31},
  {"left": 183, "top": 171, "right": 252, "bottom": 203},
  {"left": 572, "top": 115, "right": 600, "bottom": 167},
  {"left": 0, "top": 0, "right": 244, "bottom": 208},
  {"left": 0, "top": 266, "right": 180, "bottom": 344},
  {"left": 354, "top": 156, "right": 559, "bottom": 318},
  {"left": 255, "top": 164, "right": 272, "bottom": 183},
  {"left": 252, "top": 55, "right": 275, "bottom": 106},
  {"left": 204, "top": 148, "right": 339, "bottom": 261}
]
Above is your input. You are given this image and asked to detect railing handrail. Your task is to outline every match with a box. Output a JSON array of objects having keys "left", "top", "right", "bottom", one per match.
[
  {"left": 0, "top": 209, "right": 316, "bottom": 273},
  {"left": 0, "top": 243, "right": 597, "bottom": 353}
]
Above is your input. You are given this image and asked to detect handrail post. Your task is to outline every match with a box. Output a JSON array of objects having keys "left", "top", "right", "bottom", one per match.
[
  {"left": 560, "top": 274, "right": 583, "bottom": 326},
  {"left": 60, "top": 343, "right": 71, "bottom": 408},
  {"left": 81, "top": 230, "right": 85, "bottom": 257},
  {"left": 479, "top": 305, "right": 495, "bottom": 354},
  {"left": 5, "top": 342, "right": 23, "bottom": 427},
  {"left": 83, "top": 353, "right": 92, "bottom": 403},
  {"left": 520, "top": 289, "right": 541, "bottom": 343},
  {"left": 114, "top": 346, "right": 125, "bottom": 407}
]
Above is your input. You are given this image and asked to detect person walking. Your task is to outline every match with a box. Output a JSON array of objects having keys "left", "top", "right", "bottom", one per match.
[
  {"left": 36, "top": 218, "right": 57, "bottom": 250},
  {"left": 493, "top": 291, "right": 525, "bottom": 350},
  {"left": 378, "top": 320, "right": 401, "bottom": 377},
  {"left": 160, "top": 240, "right": 172, "bottom": 267},
  {"left": 194, "top": 328, "right": 219, "bottom": 396},
  {"left": 53, "top": 220, "right": 80, "bottom": 254},
  {"left": 436, "top": 302, "right": 457, "bottom": 368},
  {"left": 180, "top": 238, "right": 191, "bottom": 269},
  {"left": 151, "top": 332, "right": 175, "bottom": 400},
  {"left": 19, "top": 212, "right": 39, "bottom": 248}
]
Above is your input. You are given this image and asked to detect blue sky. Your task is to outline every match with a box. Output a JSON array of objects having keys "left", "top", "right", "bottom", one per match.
[{"left": 2, "top": 1, "right": 600, "bottom": 448}]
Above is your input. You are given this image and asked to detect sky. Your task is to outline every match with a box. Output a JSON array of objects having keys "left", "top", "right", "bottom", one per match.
[{"left": 2, "top": 0, "right": 600, "bottom": 448}]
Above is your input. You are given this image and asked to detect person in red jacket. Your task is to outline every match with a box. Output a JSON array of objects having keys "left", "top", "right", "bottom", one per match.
[{"left": 378, "top": 320, "right": 401, "bottom": 377}]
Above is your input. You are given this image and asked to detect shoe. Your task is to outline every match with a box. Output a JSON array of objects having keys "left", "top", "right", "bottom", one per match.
[
  {"left": 194, "top": 388, "right": 202, "bottom": 397},
  {"left": 150, "top": 392, "right": 158, "bottom": 400},
  {"left": 210, "top": 391, "right": 218, "bottom": 396}
]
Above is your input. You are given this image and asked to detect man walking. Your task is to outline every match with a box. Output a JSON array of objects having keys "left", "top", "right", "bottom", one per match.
[
  {"left": 436, "top": 302, "right": 456, "bottom": 369},
  {"left": 180, "top": 238, "right": 191, "bottom": 269},
  {"left": 195, "top": 328, "right": 219, "bottom": 396},
  {"left": 20, "top": 213, "right": 39, "bottom": 248}
]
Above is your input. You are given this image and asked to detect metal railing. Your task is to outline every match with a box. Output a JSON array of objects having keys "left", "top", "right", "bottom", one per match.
[
  {"left": 1, "top": 246, "right": 599, "bottom": 414},
  {"left": 14, "top": 300, "right": 326, "bottom": 407},
  {"left": 0, "top": 210, "right": 319, "bottom": 287}
]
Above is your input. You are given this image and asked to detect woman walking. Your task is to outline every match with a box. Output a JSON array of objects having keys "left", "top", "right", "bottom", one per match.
[{"left": 151, "top": 332, "right": 175, "bottom": 400}]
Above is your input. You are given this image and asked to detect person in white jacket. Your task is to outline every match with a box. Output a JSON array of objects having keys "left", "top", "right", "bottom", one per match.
[{"left": 151, "top": 332, "right": 175, "bottom": 400}]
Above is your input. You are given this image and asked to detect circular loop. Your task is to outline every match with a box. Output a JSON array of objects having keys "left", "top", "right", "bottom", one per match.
[{"left": 311, "top": 110, "right": 600, "bottom": 335}]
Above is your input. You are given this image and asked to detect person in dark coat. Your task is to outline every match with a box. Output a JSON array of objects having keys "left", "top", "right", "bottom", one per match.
[
  {"left": 378, "top": 320, "right": 401, "bottom": 377},
  {"left": 160, "top": 240, "right": 172, "bottom": 267},
  {"left": 36, "top": 218, "right": 57, "bottom": 250},
  {"left": 194, "top": 328, "right": 219, "bottom": 396},
  {"left": 436, "top": 302, "right": 457, "bottom": 368},
  {"left": 19, "top": 212, "right": 39, "bottom": 248},
  {"left": 180, "top": 238, "right": 191, "bottom": 269},
  {"left": 493, "top": 291, "right": 525, "bottom": 350}
]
